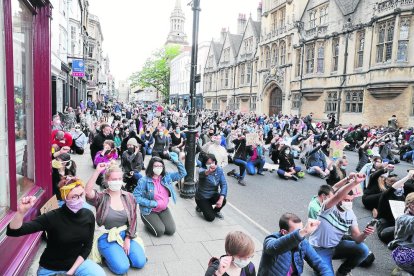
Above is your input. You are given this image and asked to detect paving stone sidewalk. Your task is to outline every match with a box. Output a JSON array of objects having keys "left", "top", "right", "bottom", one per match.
[{"left": 27, "top": 149, "right": 266, "bottom": 276}]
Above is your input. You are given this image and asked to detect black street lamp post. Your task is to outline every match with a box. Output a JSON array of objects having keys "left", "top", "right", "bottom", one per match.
[{"left": 180, "top": 0, "right": 201, "bottom": 198}]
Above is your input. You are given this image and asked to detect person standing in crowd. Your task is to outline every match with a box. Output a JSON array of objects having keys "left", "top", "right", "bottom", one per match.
[
  {"left": 304, "top": 112, "right": 316, "bottom": 133},
  {"left": 388, "top": 115, "right": 399, "bottom": 131},
  {"left": 205, "top": 231, "right": 256, "bottom": 276},
  {"left": 133, "top": 153, "right": 186, "bottom": 237},
  {"left": 388, "top": 192, "right": 414, "bottom": 275},
  {"left": 121, "top": 138, "right": 144, "bottom": 193},
  {"left": 7, "top": 182, "right": 105, "bottom": 276},
  {"left": 309, "top": 173, "right": 375, "bottom": 276},
  {"left": 196, "top": 154, "right": 227, "bottom": 221},
  {"left": 70, "top": 124, "right": 88, "bottom": 155},
  {"left": 96, "top": 100, "right": 103, "bottom": 118},
  {"left": 258, "top": 213, "right": 331, "bottom": 276},
  {"left": 90, "top": 123, "right": 114, "bottom": 165},
  {"left": 85, "top": 163, "right": 147, "bottom": 275}
]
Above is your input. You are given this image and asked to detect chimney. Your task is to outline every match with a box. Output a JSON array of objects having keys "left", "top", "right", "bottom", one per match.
[
  {"left": 257, "top": 2, "right": 262, "bottom": 21},
  {"left": 220, "top": 27, "right": 227, "bottom": 43},
  {"left": 237, "top": 13, "right": 247, "bottom": 35}
]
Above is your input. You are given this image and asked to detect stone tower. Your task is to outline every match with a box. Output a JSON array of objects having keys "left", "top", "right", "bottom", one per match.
[{"left": 165, "top": 0, "right": 188, "bottom": 46}]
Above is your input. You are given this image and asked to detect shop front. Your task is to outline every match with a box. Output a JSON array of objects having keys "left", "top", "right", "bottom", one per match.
[{"left": 0, "top": 0, "right": 52, "bottom": 275}]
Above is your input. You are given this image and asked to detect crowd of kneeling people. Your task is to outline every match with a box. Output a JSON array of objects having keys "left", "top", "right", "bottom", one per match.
[{"left": 6, "top": 104, "right": 414, "bottom": 276}]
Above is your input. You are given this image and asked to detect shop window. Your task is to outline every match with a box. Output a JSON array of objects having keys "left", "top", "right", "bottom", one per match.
[
  {"left": 12, "top": 0, "right": 35, "bottom": 199},
  {"left": 0, "top": 0, "right": 9, "bottom": 217},
  {"left": 291, "top": 93, "right": 300, "bottom": 109},
  {"left": 325, "top": 91, "right": 338, "bottom": 112},
  {"left": 345, "top": 90, "right": 364, "bottom": 113}
]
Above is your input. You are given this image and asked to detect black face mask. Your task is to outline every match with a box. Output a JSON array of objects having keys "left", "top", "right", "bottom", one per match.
[{"left": 127, "top": 147, "right": 135, "bottom": 154}]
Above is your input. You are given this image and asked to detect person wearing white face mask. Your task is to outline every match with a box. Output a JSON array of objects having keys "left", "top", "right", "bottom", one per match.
[
  {"left": 309, "top": 173, "right": 376, "bottom": 276},
  {"left": 206, "top": 231, "right": 256, "bottom": 276},
  {"left": 70, "top": 124, "right": 88, "bottom": 155},
  {"left": 85, "top": 162, "right": 147, "bottom": 275},
  {"left": 133, "top": 153, "right": 187, "bottom": 237}
]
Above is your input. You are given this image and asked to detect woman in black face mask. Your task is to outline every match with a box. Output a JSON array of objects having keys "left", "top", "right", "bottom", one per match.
[{"left": 121, "top": 138, "right": 144, "bottom": 192}]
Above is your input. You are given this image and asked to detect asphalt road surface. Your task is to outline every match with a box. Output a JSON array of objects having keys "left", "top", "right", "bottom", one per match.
[{"left": 224, "top": 151, "right": 413, "bottom": 276}]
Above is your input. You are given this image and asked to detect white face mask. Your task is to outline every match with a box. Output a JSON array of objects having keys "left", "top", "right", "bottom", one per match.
[
  {"left": 107, "top": 180, "right": 124, "bottom": 192},
  {"left": 153, "top": 167, "right": 163, "bottom": 176},
  {"left": 206, "top": 164, "right": 211, "bottom": 170},
  {"left": 233, "top": 257, "right": 250, "bottom": 269},
  {"left": 340, "top": 201, "right": 353, "bottom": 211}
]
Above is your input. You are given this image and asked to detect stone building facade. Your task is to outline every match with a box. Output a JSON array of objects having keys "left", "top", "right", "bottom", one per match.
[{"left": 204, "top": 0, "right": 414, "bottom": 127}]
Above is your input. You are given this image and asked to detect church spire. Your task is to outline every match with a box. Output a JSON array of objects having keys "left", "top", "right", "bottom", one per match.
[{"left": 166, "top": 0, "right": 188, "bottom": 46}]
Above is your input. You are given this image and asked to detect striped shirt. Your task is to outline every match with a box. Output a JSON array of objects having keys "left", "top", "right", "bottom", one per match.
[{"left": 309, "top": 205, "right": 358, "bottom": 248}]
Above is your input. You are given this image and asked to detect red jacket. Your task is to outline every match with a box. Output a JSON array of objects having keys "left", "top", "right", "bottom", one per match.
[{"left": 51, "top": 129, "right": 73, "bottom": 148}]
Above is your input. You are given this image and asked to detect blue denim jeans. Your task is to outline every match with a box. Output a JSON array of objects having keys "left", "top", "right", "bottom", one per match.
[
  {"left": 313, "top": 240, "right": 369, "bottom": 274},
  {"left": 98, "top": 230, "right": 146, "bottom": 275},
  {"left": 233, "top": 158, "right": 247, "bottom": 180},
  {"left": 403, "top": 150, "right": 414, "bottom": 161},
  {"left": 246, "top": 159, "right": 265, "bottom": 175},
  {"left": 144, "top": 145, "right": 152, "bottom": 155},
  {"left": 37, "top": 259, "right": 105, "bottom": 276}
]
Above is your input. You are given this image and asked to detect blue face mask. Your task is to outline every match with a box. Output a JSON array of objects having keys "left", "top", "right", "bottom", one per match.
[{"left": 176, "top": 129, "right": 181, "bottom": 134}]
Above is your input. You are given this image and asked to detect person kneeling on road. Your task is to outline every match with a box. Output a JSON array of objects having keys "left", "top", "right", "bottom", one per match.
[
  {"left": 309, "top": 173, "right": 376, "bottom": 276},
  {"left": 86, "top": 163, "right": 147, "bottom": 275},
  {"left": 258, "top": 213, "right": 332, "bottom": 276},
  {"left": 196, "top": 154, "right": 227, "bottom": 221},
  {"left": 133, "top": 152, "right": 187, "bottom": 237}
]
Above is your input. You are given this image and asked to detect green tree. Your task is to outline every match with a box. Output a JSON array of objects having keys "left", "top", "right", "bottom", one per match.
[{"left": 130, "top": 45, "right": 181, "bottom": 103}]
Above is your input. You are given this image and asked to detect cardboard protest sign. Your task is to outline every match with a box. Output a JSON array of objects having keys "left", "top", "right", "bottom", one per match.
[
  {"left": 246, "top": 133, "right": 259, "bottom": 146},
  {"left": 40, "top": 195, "right": 59, "bottom": 214},
  {"left": 329, "top": 140, "right": 348, "bottom": 159},
  {"left": 389, "top": 200, "right": 405, "bottom": 219}
]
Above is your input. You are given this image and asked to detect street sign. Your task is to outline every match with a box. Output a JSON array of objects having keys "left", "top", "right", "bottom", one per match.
[{"left": 72, "top": 59, "right": 85, "bottom": 77}]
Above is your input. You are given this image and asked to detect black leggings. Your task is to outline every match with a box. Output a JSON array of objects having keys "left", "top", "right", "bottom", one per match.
[
  {"left": 195, "top": 193, "right": 226, "bottom": 222},
  {"left": 376, "top": 219, "right": 395, "bottom": 244},
  {"left": 362, "top": 193, "right": 381, "bottom": 210},
  {"left": 152, "top": 151, "right": 170, "bottom": 160}
]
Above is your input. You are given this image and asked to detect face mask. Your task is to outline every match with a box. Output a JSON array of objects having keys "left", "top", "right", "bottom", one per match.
[
  {"left": 127, "top": 147, "right": 135, "bottom": 154},
  {"left": 206, "top": 164, "right": 211, "bottom": 170},
  {"left": 76, "top": 128, "right": 81, "bottom": 132},
  {"left": 340, "top": 165, "right": 347, "bottom": 170},
  {"left": 176, "top": 129, "right": 181, "bottom": 134},
  {"left": 107, "top": 180, "right": 124, "bottom": 192},
  {"left": 115, "top": 130, "right": 120, "bottom": 134},
  {"left": 233, "top": 257, "right": 250, "bottom": 269},
  {"left": 153, "top": 167, "right": 163, "bottom": 176},
  {"left": 52, "top": 159, "right": 63, "bottom": 169},
  {"left": 65, "top": 197, "right": 84, "bottom": 213},
  {"left": 340, "top": 201, "right": 353, "bottom": 211},
  {"left": 285, "top": 150, "right": 290, "bottom": 155},
  {"left": 159, "top": 132, "right": 164, "bottom": 137}
]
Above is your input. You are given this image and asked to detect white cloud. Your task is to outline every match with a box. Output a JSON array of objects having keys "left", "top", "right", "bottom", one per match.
[{"left": 88, "top": 0, "right": 259, "bottom": 81}]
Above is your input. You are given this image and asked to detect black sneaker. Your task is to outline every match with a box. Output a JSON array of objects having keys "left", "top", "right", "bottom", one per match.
[
  {"left": 215, "top": 212, "right": 224, "bottom": 220},
  {"left": 257, "top": 171, "right": 265, "bottom": 176},
  {"left": 238, "top": 179, "right": 247, "bottom": 186},
  {"left": 227, "top": 169, "right": 236, "bottom": 176},
  {"left": 291, "top": 175, "right": 299, "bottom": 181},
  {"left": 195, "top": 206, "right": 202, "bottom": 213}
]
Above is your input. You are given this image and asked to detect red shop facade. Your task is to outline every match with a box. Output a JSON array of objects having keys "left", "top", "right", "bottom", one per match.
[{"left": 0, "top": 0, "right": 52, "bottom": 275}]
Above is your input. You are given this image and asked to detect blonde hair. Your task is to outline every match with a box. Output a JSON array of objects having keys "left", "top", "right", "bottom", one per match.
[
  {"left": 104, "top": 161, "right": 122, "bottom": 181},
  {"left": 225, "top": 231, "right": 255, "bottom": 258},
  {"left": 378, "top": 175, "right": 398, "bottom": 192},
  {"left": 335, "top": 156, "right": 347, "bottom": 180}
]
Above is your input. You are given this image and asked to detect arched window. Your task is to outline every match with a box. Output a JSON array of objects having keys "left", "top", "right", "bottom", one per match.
[
  {"left": 272, "top": 45, "right": 278, "bottom": 66},
  {"left": 265, "top": 46, "right": 271, "bottom": 68},
  {"left": 279, "top": 41, "right": 286, "bottom": 65}
]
